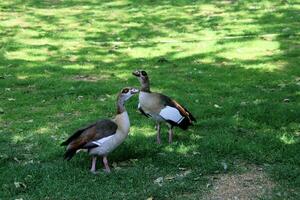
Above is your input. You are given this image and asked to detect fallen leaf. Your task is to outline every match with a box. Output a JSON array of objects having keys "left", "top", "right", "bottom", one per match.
[
  {"left": 26, "top": 119, "right": 34, "bottom": 123},
  {"left": 221, "top": 161, "right": 228, "bottom": 172},
  {"left": 283, "top": 98, "right": 290, "bottom": 103},
  {"left": 165, "top": 175, "right": 176, "bottom": 180},
  {"left": 154, "top": 177, "right": 163, "bottom": 186},
  {"left": 176, "top": 170, "right": 192, "bottom": 180},
  {"left": 50, "top": 135, "right": 58, "bottom": 140},
  {"left": 24, "top": 160, "right": 34, "bottom": 165},
  {"left": 130, "top": 158, "right": 138, "bottom": 163},
  {"left": 182, "top": 170, "right": 192, "bottom": 176},
  {"left": 253, "top": 99, "right": 264, "bottom": 105},
  {"left": 0, "top": 107, "right": 4, "bottom": 114},
  {"left": 214, "top": 104, "right": 221, "bottom": 108},
  {"left": 206, "top": 183, "right": 212, "bottom": 188},
  {"left": 147, "top": 197, "right": 154, "bottom": 200},
  {"left": 240, "top": 101, "right": 247, "bottom": 106},
  {"left": 8, "top": 98, "right": 16, "bottom": 101},
  {"left": 14, "top": 182, "right": 26, "bottom": 189}
]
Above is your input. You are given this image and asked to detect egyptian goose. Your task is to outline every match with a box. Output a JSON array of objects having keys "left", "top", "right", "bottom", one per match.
[
  {"left": 61, "top": 87, "right": 139, "bottom": 173},
  {"left": 132, "top": 70, "right": 196, "bottom": 144}
]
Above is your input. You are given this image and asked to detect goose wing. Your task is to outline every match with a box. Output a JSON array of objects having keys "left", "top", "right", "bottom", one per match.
[
  {"left": 169, "top": 99, "right": 196, "bottom": 123},
  {"left": 62, "top": 119, "right": 118, "bottom": 160},
  {"left": 158, "top": 94, "right": 196, "bottom": 129}
]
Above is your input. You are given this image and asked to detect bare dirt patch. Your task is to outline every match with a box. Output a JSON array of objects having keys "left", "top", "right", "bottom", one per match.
[{"left": 204, "top": 165, "right": 274, "bottom": 200}]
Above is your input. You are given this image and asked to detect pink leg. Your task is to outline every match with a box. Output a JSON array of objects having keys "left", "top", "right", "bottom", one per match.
[
  {"left": 156, "top": 122, "right": 161, "bottom": 144},
  {"left": 168, "top": 128, "right": 173, "bottom": 144},
  {"left": 90, "top": 156, "right": 97, "bottom": 173},
  {"left": 102, "top": 156, "right": 111, "bottom": 173}
]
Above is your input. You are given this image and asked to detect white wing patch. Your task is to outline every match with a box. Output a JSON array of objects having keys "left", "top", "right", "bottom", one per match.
[
  {"left": 92, "top": 135, "right": 115, "bottom": 146},
  {"left": 159, "top": 106, "right": 184, "bottom": 124}
]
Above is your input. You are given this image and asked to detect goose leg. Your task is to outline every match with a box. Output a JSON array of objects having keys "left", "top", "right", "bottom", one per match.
[
  {"left": 156, "top": 122, "right": 161, "bottom": 144},
  {"left": 102, "top": 156, "right": 111, "bottom": 173},
  {"left": 90, "top": 156, "right": 97, "bottom": 174},
  {"left": 168, "top": 127, "right": 174, "bottom": 144}
]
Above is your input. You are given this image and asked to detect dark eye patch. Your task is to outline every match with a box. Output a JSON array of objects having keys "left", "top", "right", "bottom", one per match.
[
  {"left": 141, "top": 71, "right": 147, "bottom": 76},
  {"left": 122, "top": 88, "right": 129, "bottom": 93}
]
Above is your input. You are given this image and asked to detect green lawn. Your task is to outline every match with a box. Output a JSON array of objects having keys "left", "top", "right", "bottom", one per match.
[{"left": 1, "top": 0, "right": 300, "bottom": 199}]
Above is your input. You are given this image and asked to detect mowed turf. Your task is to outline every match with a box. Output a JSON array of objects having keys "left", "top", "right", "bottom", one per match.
[{"left": 0, "top": 0, "right": 300, "bottom": 199}]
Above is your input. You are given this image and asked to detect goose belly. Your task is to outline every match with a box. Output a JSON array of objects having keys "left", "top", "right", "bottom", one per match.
[
  {"left": 149, "top": 112, "right": 165, "bottom": 122},
  {"left": 89, "top": 132, "right": 126, "bottom": 156}
]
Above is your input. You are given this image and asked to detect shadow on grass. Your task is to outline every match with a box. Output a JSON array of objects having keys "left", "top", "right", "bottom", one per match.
[{"left": 1, "top": 0, "right": 300, "bottom": 199}]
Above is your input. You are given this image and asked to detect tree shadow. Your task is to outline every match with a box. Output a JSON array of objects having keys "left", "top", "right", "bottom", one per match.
[{"left": 1, "top": 0, "right": 300, "bottom": 199}]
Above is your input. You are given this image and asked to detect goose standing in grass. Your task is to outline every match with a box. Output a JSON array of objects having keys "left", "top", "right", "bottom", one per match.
[
  {"left": 61, "top": 87, "right": 139, "bottom": 173},
  {"left": 132, "top": 70, "right": 196, "bottom": 144}
]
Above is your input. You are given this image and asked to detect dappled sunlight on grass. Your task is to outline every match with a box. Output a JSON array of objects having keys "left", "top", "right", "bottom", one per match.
[
  {"left": 12, "top": 134, "right": 25, "bottom": 143},
  {"left": 163, "top": 143, "right": 198, "bottom": 155},
  {"left": 280, "top": 134, "right": 298, "bottom": 145},
  {"left": 35, "top": 127, "right": 51, "bottom": 135},
  {"left": 220, "top": 40, "right": 280, "bottom": 60},
  {"left": 63, "top": 64, "right": 95, "bottom": 70},
  {"left": 130, "top": 125, "right": 156, "bottom": 137},
  {"left": 1, "top": 0, "right": 298, "bottom": 73},
  {"left": 171, "top": 40, "right": 217, "bottom": 59},
  {"left": 1, "top": 0, "right": 300, "bottom": 199},
  {"left": 6, "top": 48, "right": 50, "bottom": 62}
]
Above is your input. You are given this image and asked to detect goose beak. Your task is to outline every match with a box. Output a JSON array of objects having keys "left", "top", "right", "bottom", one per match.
[{"left": 132, "top": 71, "right": 140, "bottom": 77}]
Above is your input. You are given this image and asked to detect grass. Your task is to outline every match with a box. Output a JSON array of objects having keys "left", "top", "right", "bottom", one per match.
[{"left": 0, "top": 0, "right": 300, "bottom": 199}]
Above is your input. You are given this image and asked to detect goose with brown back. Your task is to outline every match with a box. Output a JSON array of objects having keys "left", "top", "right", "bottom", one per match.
[
  {"left": 132, "top": 70, "right": 196, "bottom": 144},
  {"left": 61, "top": 87, "right": 139, "bottom": 173}
]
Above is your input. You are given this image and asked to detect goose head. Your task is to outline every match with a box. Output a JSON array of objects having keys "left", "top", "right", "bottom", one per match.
[
  {"left": 132, "top": 70, "right": 149, "bottom": 86},
  {"left": 118, "top": 87, "right": 139, "bottom": 102}
]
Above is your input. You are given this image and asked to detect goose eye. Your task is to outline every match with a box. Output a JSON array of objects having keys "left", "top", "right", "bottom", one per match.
[
  {"left": 122, "top": 88, "right": 129, "bottom": 93},
  {"left": 141, "top": 71, "right": 147, "bottom": 76}
]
